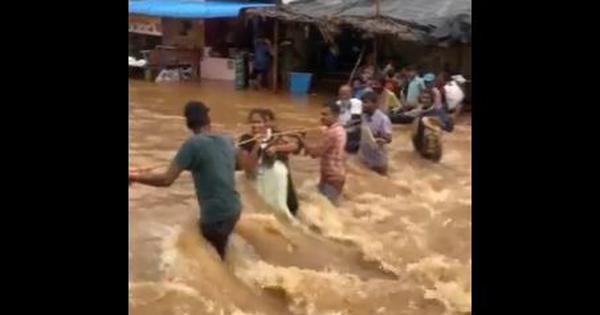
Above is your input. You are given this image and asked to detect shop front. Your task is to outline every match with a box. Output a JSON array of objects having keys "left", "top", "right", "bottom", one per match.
[{"left": 128, "top": 0, "right": 274, "bottom": 83}]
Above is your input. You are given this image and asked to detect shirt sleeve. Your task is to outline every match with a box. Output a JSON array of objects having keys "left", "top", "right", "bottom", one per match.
[
  {"left": 381, "top": 115, "right": 393, "bottom": 136},
  {"left": 322, "top": 129, "right": 336, "bottom": 151},
  {"left": 419, "top": 79, "right": 426, "bottom": 90},
  {"left": 174, "top": 138, "right": 197, "bottom": 171}
]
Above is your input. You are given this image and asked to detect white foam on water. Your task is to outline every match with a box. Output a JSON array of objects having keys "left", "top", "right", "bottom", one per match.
[
  {"left": 130, "top": 85, "right": 472, "bottom": 314},
  {"left": 229, "top": 234, "right": 403, "bottom": 315},
  {"left": 407, "top": 255, "right": 471, "bottom": 314}
]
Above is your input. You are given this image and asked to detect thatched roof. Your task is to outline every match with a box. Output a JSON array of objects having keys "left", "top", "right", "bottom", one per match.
[{"left": 246, "top": 0, "right": 471, "bottom": 43}]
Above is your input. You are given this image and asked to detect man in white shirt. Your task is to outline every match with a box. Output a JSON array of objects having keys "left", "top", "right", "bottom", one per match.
[
  {"left": 336, "top": 85, "right": 362, "bottom": 125},
  {"left": 444, "top": 75, "right": 467, "bottom": 117},
  {"left": 336, "top": 84, "right": 362, "bottom": 153}
]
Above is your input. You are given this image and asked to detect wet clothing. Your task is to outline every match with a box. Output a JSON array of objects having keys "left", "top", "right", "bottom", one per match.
[
  {"left": 337, "top": 98, "right": 362, "bottom": 153},
  {"left": 319, "top": 123, "right": 347, "bottom": 187},
  {"left": 359, "top": 110, "right": 392, "bottom": 170},
  {"left": 345, "top": 121, "right": 362, "bottom": 153},
  {"left": 255, "top": 160, "right": 294, "bottom": 219},
  {"left": 175, "top": 132, "right": 241, "bottom": 260},
  {"left": 364, "top": 109, "right": 393, "bottom": 139},
  {"left": 200, "top": 212, "right": 240, "bottom": 260},
  {"left": 239, "top": 132, "right": 302, "bottom": 216},
  {"left": 412, "top": 107, "right": 454, "bottom": 162},
  {"left": 406, "top": 76, "right": 425, "bottom": 106},
  {"left": 318, "top": 180, "right": 344, "bottom": 206},
  {"left": 336, "top": 98, "right": 362, "bottom": 126},
  {"left": 444, "top": 81, "right": 465, "bottom": 111},
  {"left": 175, "top": 133, "right": 241, "bottom": 225}
]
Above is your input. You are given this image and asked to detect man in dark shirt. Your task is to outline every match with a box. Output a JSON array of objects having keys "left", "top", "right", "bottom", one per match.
[{"left": 129, "top": 101, "right": 242, "bottom": 260}]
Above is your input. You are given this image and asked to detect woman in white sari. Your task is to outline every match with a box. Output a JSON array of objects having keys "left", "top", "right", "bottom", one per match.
[{"left": 238, "top": 109, "right": 302, "bottom": 221}]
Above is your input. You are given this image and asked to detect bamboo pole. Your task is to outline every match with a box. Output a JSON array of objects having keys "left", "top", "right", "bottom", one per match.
[
  {"left": 348, "top": 45, "right": 366, "bottom": 85},
  {"left": 131, "top": 127, "right": 325, "bottom": 172},
  {"left": 236, "top": 126, "right": 323, "bottom": 146}
]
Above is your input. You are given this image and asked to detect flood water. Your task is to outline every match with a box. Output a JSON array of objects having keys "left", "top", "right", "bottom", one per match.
[{"left": 129, "top": 79, "right": 471, "bottom": 315}]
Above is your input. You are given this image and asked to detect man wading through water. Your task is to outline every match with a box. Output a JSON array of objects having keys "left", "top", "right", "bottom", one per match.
[{"left": 129, "top": 101, "right": 242, "bottom": 260}]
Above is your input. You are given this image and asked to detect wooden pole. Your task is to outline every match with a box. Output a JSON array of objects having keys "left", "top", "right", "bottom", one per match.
[
  {"left": 375, "top": 0, "right": 380, "bottom": 16},
  {"left": 348, "top": 45, "right": 366, "bottom": 85},
  {"left": 272, "top": 19, "right": 279, "bottom": 92}
]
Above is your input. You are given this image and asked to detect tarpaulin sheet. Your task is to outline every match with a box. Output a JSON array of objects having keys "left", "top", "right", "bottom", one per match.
[{"left": 129, "top": 0, "right": 274, "bottom": 19}]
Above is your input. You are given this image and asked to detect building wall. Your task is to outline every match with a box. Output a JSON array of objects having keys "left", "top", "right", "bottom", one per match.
[
  {"left": 129, "top": 14, "right": 162, "bottom": 36},
  {"left": 161, "top": 18, "right": 204, "bottom": 49}
]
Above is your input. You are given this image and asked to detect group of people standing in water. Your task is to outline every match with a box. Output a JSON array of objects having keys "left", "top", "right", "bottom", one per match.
[
  {"left": 347, "top": 64, "right": 467, "bottom": 163},
  {"left": 129, "top": 70, "right": 467, "bottom": 260}
]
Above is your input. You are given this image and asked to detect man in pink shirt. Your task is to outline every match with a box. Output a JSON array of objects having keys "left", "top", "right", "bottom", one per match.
[{"left": 304, "top": 104, "right": 347, "bottom": 206}]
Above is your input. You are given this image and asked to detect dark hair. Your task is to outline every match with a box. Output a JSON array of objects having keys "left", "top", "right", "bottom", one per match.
[
  {"left": 184, "top": 101, "right": 210, "bottom": 130},
  {"left": 247, "top": 108, "right": 265, "bottom": 122},
  {"left": 361, "top": 91, "right": 379, "bottom": 103},
  {"left": 261, "top": 109, "right": 275, "bottom": 121},
  {"left": 373, "top": 73, "right": 386, "bottom": 85}
]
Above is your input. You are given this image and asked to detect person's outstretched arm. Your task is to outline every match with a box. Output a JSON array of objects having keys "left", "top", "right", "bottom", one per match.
[
  {"left": 130, "top": 160, "right": 184, "bottom": 187},
  {"left": 130, "top": 137, "right": 198, "bottom": 187},
  {"left": 266, "top": 135, "right": 301, "bottom": 156}
]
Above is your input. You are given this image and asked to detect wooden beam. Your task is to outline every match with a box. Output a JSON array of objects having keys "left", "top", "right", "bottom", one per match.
[{"left": 272, "top": 19, "right": 279, "bottom": 92}]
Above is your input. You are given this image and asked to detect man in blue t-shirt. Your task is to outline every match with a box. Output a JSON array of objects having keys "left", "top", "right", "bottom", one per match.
[
  {"left": 405, "top": 66, "right": 425, "bottom": 108},
  {"left": 129, "top": 101, "right": 242, "bottom": 260},
  {"left": 250, "top": 38, "right": 273, "bottom": 89}
]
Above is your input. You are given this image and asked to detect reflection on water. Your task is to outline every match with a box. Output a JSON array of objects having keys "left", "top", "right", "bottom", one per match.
[{"left": 129, "top": 80, "right": 471, "bottom": 315}]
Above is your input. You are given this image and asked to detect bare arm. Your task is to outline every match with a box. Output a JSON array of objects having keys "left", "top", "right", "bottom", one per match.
[
  {"left": 304, "top": 135, "right": 330, "bottom": 158},
  {"left": 238, "top": 142, "right": 261, "bottom": 176},
  {"left": 129, "top": 160, "right": 184, "bottom": 187},
  {"left": 266, "top": 136, "right": 301, "bottom": 156}
]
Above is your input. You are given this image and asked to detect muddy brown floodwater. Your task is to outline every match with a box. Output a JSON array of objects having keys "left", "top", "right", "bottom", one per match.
[{"left": 129, "top": 79, "right": 471, "bottom": 315}]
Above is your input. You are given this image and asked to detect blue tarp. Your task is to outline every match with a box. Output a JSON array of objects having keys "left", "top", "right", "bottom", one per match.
[{"left": 129, "top": 0, "right": 274, "bottom": 19}]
